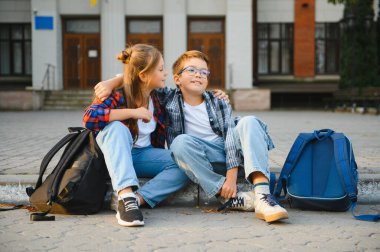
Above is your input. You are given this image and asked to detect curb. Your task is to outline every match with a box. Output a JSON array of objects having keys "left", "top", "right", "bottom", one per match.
[{"left": 1, "top": 173, "right": 380, "bottom": 206}]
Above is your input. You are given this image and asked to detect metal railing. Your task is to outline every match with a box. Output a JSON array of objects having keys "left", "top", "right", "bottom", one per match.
[{"left": 41, "top": 63, "right": 55, "bottom": 90}]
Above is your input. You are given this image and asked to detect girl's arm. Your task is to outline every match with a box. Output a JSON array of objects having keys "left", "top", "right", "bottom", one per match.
[{"left": 83, "top": 90, "right": 151, "bottom": 132}]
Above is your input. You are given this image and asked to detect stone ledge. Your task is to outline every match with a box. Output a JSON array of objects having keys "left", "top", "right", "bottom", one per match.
[
  {"left": 232, "top": 88, "right": 271, "bottom": 111},
  {"left": 1, "top": 174, "right": 379, "bottom": 206}
]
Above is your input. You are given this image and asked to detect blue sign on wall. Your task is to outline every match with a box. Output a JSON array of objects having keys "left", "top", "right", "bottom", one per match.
[{"left": 35, "top": 16, "right": 54, "bottom": 30}]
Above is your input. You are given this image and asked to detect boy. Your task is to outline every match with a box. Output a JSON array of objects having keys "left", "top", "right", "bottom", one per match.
[{"left": 96, "top": 51, "right": 288, "bottom": 222}]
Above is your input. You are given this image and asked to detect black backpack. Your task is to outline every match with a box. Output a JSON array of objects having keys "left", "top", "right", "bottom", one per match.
[{"left": 26, "top": 127, "right": 109, "bottom": 220}]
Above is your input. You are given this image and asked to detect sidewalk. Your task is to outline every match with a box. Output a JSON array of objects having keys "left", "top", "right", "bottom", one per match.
[
  {"left": 0, "top": 110, "right": 379, "bottom": 251},
  {"left": 0, "top": 110, "right": 379, "bottom": 203}
]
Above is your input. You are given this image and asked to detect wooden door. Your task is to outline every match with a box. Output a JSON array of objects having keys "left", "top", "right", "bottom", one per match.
[
  {"left": 83, "top": 35, "right": 101, "bottom": 89},
  {"left": 127, "top": 19, "right": 163, "bottom": 52},
  {"left": 188, "top": 19, "right": 225, "bottom": 90},
  {"left": 63, "top": 34, "right": 100, "bottom": 89}
]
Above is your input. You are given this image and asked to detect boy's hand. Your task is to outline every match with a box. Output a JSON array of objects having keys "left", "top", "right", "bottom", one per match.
[
  {"left": 132, "top": 107, "right": 152, "bottom": 123},
  {"left": 220, "top": 179, "right": 237, "bottom": 199},
  {"left": 213, "top": 89, "right": 229, "bottom": 103},
  {"left": 94, "top": 81, "right": 113, "bottom": 101}
]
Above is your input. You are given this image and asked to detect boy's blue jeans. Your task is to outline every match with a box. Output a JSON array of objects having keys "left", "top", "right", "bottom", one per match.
[
  {"left": 96, "top": 121, "right": 189, "bottom": 208},
  {"left": 170, "top": 116, "right": 274, "bottom": 198}
]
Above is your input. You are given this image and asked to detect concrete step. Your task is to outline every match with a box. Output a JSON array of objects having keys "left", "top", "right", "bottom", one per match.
[
  {"left": 44, "top": 100, "right": 92, "bottom": 106},
  {"left": 49, "top": 90, "right": 94, "bottom": 95},
  {"left": 1, "top": 174, "right": 379, "bottom": 207},
  {"left": 43, "top": 105, "right": 87, "bottom": 111},
  {"left": 43, "top": 90, "right": 94, "bottom": 110}
]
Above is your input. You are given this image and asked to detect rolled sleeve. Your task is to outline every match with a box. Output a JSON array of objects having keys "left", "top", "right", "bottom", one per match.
[{"left": 83, "top": 91, "right": 122, "bottom": 132}]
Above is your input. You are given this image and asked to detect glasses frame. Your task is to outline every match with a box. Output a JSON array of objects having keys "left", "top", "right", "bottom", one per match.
[{"left": 178, "top": 66, "right": 210, "bottom": 79}]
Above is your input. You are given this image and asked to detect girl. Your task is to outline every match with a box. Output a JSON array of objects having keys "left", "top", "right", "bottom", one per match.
[{"left": 83, "top": 44, "right": 189, "bottom": 227}]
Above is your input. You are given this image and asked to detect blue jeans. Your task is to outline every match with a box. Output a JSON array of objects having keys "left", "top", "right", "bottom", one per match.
[
  {"left": 170, "top": 116, "right": 274, "bottom": 198},
  {"left": 96, "top": 121, "right": 189, "bottom": 208}
]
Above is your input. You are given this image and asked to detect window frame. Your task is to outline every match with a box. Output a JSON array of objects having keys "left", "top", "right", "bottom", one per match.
[
  {"left": 315, "top": 22, "right": 340, "bottom": 75},
  {"left": 0, "top": 23, "right": 32, "bottom": 77},
  {"left": 257, "top": 23, "right": 294, "bottom": 75}
]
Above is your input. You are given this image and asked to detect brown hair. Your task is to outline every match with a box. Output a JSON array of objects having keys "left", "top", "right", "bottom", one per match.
[
  {"left": 117, "top": 44, "right": 162, "bottom": 140},
  {"left": 172, "top": 50, "right": 210, "bottom": 76}
]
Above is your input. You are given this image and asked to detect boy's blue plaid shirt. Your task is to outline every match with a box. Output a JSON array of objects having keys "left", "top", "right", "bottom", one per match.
[{"left": 156, "top": 87, "right": 241, "bottom": 170}]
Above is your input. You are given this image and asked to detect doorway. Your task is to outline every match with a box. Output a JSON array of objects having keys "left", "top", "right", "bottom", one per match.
[
  {"left": 63, "top": 19, "right": 100, "bottom": 89},
  {"left": 188, "top": 18, "right": 225, "bottom": 89}
]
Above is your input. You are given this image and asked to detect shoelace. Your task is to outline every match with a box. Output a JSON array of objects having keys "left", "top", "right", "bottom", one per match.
[
  {"left": 217, "top": 196, "right": 244, "bottom": 211},
  {"left": 230, "top": 197, "right": 244, "bottom": 207},
  {"left": 260, "top": 194, "right": 278, "bottom": 207},
  {"left": 123, "top": 198, "right": 139, "bottom": 211}
]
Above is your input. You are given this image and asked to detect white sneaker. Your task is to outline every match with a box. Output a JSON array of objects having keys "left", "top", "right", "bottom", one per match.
[
  {"left": 218, "top": 191, "right": 255, "bottom": 211},
  {"left": 254, "top": 193, "right": 288, "bottom": 222}
]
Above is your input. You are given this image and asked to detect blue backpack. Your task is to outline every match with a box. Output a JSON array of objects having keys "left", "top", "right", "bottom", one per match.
[{"left": 274, "top": 129, "right": 379, "bottom": 222}]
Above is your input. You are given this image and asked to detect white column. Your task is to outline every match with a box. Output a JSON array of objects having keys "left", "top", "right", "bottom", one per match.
[
  {"left": 226, "top": 0, "right": 252, "bottom": 89},
  {"left": 101, "top": 0, "right": 125, "bottom": 80},
  {"left": 163, "top": 0, "right": 187, "bottom": 87},
  {"left": 31, "top": 0, "right": 61, "bottom": 90}
]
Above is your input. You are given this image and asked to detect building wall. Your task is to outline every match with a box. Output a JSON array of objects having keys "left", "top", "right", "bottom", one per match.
[
  {"left": 125, "top": 0, "right": 163, "bottom": 15},
  {"left": 101, "top": 0, "right": 125, "bottom": 81},
  {"left": 2, "top": 0, "right": 356, "bottom": 94},
  {"left": 226, "top": 0, "right": 252, "bottom": 89},
  {"left": 31, "top": 0, "right": 62, "bottom": 90},
  {"left": 315, "top": 0, "right": 344, "bottom": 22},
  {"left": 294, "top": 0, "right": 315, "bottom": 77},
  {"left": 0, "top": 0, "right": 31, "bottom": 23},
  {"left": 187, "top": 0, "right": 226, "bottom": 15},
  {"left": 24, "top": 0, "right": 251, "bottom": 90},
  {"left": 257, "top": 0, "right": 294, "bottom": 23}
]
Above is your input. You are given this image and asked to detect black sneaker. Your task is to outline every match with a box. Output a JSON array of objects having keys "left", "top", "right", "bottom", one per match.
[{"left": 116, "top": 197, "right": 144, "bottom": 227}]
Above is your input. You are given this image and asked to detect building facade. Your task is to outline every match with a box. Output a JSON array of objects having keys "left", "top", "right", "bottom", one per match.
[{"left": 0, "top": 0, "right": 378, "bottom": 109}]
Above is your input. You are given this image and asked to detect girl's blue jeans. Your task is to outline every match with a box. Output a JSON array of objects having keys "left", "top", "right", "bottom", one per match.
[{"left": 96, "top": 121, "right": 189, "bottom": 208}]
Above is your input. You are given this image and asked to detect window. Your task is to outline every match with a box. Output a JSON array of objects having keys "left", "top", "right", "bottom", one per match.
[
  {"left": 65, "top": 19, "right": 100, "bottom": 34},
  {"left": 0, "top": 24, "right": 32, "bottom": 76},
  {"left": 258, "top": 23, "right": 293, "bottom": 75},
  {"left": 315, "top": 23, "right": 340, "bottom": 74}
]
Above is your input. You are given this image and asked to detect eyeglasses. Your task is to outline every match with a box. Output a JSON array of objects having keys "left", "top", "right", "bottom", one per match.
[{"left": 178, "top": 66, "right": 210, "bottom": 79}]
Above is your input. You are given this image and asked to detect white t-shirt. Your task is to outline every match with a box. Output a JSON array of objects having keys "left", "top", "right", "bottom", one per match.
[
  {"left": 183, "top": 101, "right": 219, "bottom": 142},
  {"left": 134, "top": 97, "right": 157, "bottom": 148}
]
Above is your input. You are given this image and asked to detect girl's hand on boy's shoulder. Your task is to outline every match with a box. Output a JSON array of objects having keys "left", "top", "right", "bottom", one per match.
[
  {"left": 213, "top": 89, "right": 230, "bottom": 103},
  {"left": 94, "top": 81, "right": 113, "bottom": 101}
]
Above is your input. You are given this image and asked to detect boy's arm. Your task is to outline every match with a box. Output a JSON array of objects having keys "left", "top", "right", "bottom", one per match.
[
  {"left": 94, "top": 75, "right": 124, "bottom": 101},
  {"left": 220, "top": 167, "right": 238, "bottom": 198},
  {"left": 155, "top": 87, "right": 176, "bottom": 105}
]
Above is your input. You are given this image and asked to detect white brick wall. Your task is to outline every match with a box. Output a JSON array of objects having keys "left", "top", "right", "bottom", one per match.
[
  {"left": 187, "top": 0, "right": 226, "bottom": 16},
  {"left": 0, "top": 0, "right": 31, "bottom": 23},
  {"left": 315, "top": 0, "right": 344, "bottom": 22},
  {"left": 257, "top": 0, "right": 294, "bottom": 23},
  {"left": 31, "top": 0, "right": 61, "bottom": 90},
  {"left": 226, "top": 0, "right": 252, "bottom": 89}
]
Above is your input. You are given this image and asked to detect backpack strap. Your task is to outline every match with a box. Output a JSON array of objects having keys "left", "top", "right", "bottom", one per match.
[
  {"left": 274, "top": 133, "right": 316, "bottom": 200},
  {"left": 26, "top": 131, "right": 80, "bottom": 197},
  {"left": 48, "top": 129, "right": 90, "bottom": 204},
  {"left": 332, "top": 133, "right": 379, "bottom": 222}
]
